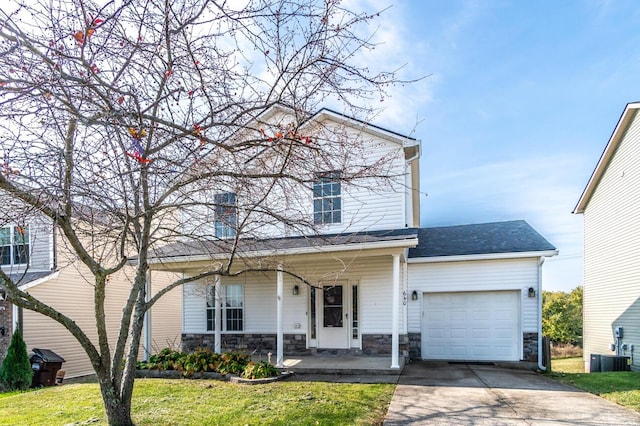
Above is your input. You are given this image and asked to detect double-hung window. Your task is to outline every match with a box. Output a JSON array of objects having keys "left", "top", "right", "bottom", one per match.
[
  {"left": 214, "top": 192, "right": 237, "bottom": 238},
  {"left": 0, "top": 225, "right": 29, "bottom": 266},
  {"left": 206, "top": 284, "right": 244, "bottom": 332},
  {"left": 313, "top": 171, "right": 341, "bottom": 225}
]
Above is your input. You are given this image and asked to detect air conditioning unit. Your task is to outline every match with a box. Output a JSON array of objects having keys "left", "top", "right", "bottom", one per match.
[
  {"left": 600, "top": 355, "right": 631, "bottom": 372},
  {"left": 589, "top": 354, "right": 601, "bottom": 373}
]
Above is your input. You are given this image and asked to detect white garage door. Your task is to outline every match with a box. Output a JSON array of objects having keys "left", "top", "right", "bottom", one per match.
[{"left": 422, "top": 291, "right": 520, "bottom": 361}]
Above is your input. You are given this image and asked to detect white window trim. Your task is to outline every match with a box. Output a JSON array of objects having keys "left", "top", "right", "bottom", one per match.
[
  {"left": 0, "top": 224, "right": 30, "bottom": 267},
  {"left": 206, "top": 283, "right": 244, "bottom": 333}
]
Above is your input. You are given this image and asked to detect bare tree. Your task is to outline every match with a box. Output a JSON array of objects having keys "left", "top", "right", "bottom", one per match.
[{"left": 0, "top": 0, "right": 408, "bottom": 424}]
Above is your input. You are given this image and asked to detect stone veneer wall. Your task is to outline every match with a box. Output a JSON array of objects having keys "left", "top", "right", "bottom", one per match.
[
  {"left": 361, "top": 334, "right": 409, "bottom": 357},
  {"left": 181, "top": 333, "right": 409, "bottom": 357},
  {"left": 408, "top": 333, "right": 421, "bottom": 359},
  {"left": 523, "top": 332, "right": 538, "bottom": 362},
  {"left": 182, "top": 333, "right": 310, "bottom": 355},
  {"left": 0, "top": 301, "right": 12, "bottom": 363}
]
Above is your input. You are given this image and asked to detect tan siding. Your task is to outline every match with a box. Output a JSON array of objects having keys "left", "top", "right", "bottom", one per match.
[
  {"left": 23, "top": 265, "right": 134, "bottom": 378},
  {"left": 22, "top": 240, "right": 184, "bottom": 378},
  {"left": 583, "top": 111, "right": 640, "bottom": 371},
  {"left": 407, "top": 258, "right": 540, "bottom": 333}
]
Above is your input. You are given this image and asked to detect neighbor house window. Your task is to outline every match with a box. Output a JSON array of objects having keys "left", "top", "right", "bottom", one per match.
[
  {"left": 206, "top": 284, "right": 244, "bottom": 332},
  {"left": 0, "top": 225, "right": 29, "bottom": 266},
  {"left": 214, "top": 192, "right": 237, "bottom": 238},
  {"left": 313, "top": 171, "right": 341, "bottom": 224}
]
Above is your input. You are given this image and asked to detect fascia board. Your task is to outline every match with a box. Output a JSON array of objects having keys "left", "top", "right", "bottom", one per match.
[
  {"left": 19, "top": 270, "right": 60, "bottom": 291},
  {"left": 574, "top": 102, "right": 640, "bottom": 214},
  {"left": 407, "top": 250, "right": 559, "bottom": 264},
  {"left": 306, "top": 109, "right": 417, "bottom": 146}
]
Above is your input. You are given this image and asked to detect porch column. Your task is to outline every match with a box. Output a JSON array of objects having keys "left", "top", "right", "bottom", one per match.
[
  {"left": 214, "top": 275, "right": 222, "bottom": 354},
  {"left": 143, "top": 271, "right": 152, "bottom": 361},
  {"left": 391, "top": 254, "right": 400, "bottom": 369},
  {"left": 276, "top": 264, "right": 284, "bottom": 367}
]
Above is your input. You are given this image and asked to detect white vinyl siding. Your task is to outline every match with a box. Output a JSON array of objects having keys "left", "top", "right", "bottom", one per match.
[
  {"left": 181, "top": 254, "right": 408, "bottom": 336},
  {"left": 0, "top": 217, "right": 53, "bottom": 274},
  {"left": 407, "top": 258, "right": 540, "bottom": 334},
  {"left": 582, "top": 111, "right": 640, "bottom": 372}
]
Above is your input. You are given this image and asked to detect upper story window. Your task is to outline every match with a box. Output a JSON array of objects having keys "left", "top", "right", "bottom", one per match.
[
  {"left": 214, "top": 192, "right": 237, "bottom": 239},
  {"left": 313, "top": 171, "right": 341, "bottom": 225},
  {"left": 0, "top": 225, "right": 29, "bottom": 266}
]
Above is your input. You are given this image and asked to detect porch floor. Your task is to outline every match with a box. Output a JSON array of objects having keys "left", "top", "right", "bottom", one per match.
[{"left": 265, "top": 355, "right": 405, "bottom": 376}]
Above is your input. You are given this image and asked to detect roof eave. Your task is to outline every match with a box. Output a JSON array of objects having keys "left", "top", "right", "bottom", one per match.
[
  {"left": 408, "top": 249, "right": 559, "bottom": 264},
  {"left": 574, "top": 102, "right": 640, "bottom": 214},
  {"left": 148, "top": 237, "right": 419, "bottom": 267}
]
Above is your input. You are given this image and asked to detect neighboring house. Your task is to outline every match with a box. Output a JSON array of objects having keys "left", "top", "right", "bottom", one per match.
[
  {"left": 574, "top": 101, "right": 640, "bottom": 372},
  {"left": 0, "top": 212, "right": 182, "bottom": 378},
  {"left": 149, "top": 106, "right": 557, "bottom": 369}
]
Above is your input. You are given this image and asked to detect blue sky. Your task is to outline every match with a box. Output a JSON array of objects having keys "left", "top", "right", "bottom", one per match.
[{"left": 360, "top": 0, "right": 640, "bottom": 291}]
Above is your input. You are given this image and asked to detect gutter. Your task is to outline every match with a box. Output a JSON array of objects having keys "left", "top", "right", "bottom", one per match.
[{"left": 407, "top": 249, "right": 558, "bottom": 264}]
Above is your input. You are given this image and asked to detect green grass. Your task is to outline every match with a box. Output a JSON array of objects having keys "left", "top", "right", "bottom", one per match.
[
  {"left": 547, "top": 357, "right": 640, "bottom": 413},
  {"left": 551, "top": 356, "right": 584, "bottom": 373},
  {"left": 0, "top": 379, "right": 395, "bottom": 425}
]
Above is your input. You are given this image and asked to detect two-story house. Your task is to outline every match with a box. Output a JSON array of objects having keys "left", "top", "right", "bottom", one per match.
[
  {"left": 0, "top": 204, "right": 183, "bottom": 379},
  {"left": 574, "top": 102, "right": 640, "bottom": 372},
  {"left": 148, "top": 106, "right": 557, "bottom": 370}
]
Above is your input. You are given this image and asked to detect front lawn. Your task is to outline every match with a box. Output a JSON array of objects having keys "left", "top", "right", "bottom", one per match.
[
  {"left": 0, "top": 378, "right": 394, "bottom": 425},
  {"left": 548, "top": 357, "right": 640, "bottom": 413}
]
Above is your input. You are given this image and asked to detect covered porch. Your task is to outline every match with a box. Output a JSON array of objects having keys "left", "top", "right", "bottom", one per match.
[
  {"left": 148, "top": 228, "right": 419, "bottom": 371},
  {"left": 278, "top": 354, "right": 406, "bottom": 375}
]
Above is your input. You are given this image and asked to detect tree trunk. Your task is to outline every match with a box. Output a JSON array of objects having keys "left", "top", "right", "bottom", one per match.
[
  {"left": 97, "top": 373, "right": 135, "bottom": 426},
  {"left": 104, "top": 399, "right": 134, "bottom": 426}
]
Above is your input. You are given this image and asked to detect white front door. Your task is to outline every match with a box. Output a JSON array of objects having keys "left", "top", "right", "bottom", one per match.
[{"left": 317, "top": 283, "right": 350, "bottom": 349}]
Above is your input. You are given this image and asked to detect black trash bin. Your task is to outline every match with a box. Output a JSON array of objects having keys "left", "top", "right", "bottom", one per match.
[{"left": 30, "top": 348, "right": 65, "bottom": 387}]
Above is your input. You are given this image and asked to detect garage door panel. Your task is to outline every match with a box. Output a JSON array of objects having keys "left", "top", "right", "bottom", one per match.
[
  {"left": 450, "top": 328, "right": 466, "bottom": 338},
  {"left": 472, "top": 310, "right": 490, "bottom": 321},
  {"left": 422, "top": 291, "right": 520, "bottom": 361}
]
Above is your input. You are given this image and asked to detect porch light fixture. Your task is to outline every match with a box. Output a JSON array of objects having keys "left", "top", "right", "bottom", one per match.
[
  {"left": 411, "top": 290, "right": 418, "bottom": 301},
  {"left": 292, "top": 285, "right": 299, "bottom": 296},
  {"left": 528, "top": 287, "right": 536, "bottom": 298}
]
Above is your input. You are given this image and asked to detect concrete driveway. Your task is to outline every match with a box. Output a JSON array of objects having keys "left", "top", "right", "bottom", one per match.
[{"left": 384, "top": 361, "right": 640, "bottom": 425}]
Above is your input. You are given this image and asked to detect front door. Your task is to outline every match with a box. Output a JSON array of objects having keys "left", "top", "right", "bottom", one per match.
[{"left": 318, "top": 283, "right": 350, "bottom": 349}]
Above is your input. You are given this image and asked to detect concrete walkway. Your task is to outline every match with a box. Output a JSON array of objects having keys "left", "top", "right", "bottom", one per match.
[
  {"left": 384, "top": 361, "right": 640, "bottom": 425},
  {"left": 280, "top": 355, "right": 404, "bottom": 375}
]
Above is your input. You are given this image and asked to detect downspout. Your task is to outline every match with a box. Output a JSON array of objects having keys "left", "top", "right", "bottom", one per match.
[{"left": 538, "top": 256, "right": 546, "bottom": 371}]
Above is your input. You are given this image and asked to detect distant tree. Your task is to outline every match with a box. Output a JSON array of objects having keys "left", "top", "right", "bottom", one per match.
[
  {"left": 542, "top": 286, "right": 583, "bottom": 345},
  {"left": 0, "top": 326, "right": 33, "bottom": 391}
]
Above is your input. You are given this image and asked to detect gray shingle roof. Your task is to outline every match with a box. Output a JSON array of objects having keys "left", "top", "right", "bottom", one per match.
[
  {"left": 7, "top": 271, "right": 56, "bottom": 286},
  {"left": 151, "top": 227, "right": 419, "bottom": 259},
  {"left": 408, "top": 220, "right": 556, "bottom": 258}
]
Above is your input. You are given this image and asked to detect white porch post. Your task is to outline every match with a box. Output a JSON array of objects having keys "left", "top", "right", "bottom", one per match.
[
  {"left": 391, "top": 254, "right": 400, "bottom": 369},
  {"left": 143, "top": 271, "right": 152, "bottom": 360},
  {"left": 214, "top": 275, "right": 222, "bottom": 354},
  {"left": 276, "top": 264, "right": 284, "bottom": 367}
]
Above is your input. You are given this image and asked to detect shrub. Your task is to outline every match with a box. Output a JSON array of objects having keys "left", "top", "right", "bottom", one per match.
[
  {"left": 137, "top": 348, "right": 251, "bottom": 377},
  {"left": 242, "top": 361, "right": 280, "bottom": 379},
  {"left": 217, "top": 351, "right": 250, "bottom": 375},
  {"left": 0, "top": 327, "right": 33, "bottom": 391}
]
